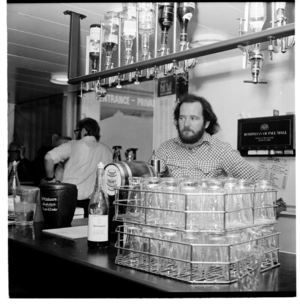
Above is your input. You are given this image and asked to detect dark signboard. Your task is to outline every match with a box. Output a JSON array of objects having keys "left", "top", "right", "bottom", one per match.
[
  {"left": 157, "top": 75, "right": 176, "bottom": 97},
  {"left": 238, "top": 115, "right": 295, "bottom": 155}
]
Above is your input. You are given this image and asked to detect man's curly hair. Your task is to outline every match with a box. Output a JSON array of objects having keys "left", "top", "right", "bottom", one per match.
[{"left": 173, "top": 93, "right": 220, "bottom": 135}]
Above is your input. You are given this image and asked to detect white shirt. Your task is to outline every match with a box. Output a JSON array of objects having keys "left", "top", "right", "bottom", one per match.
[{"left": 48, "top": 136, "right": 112, "bottom": 200}]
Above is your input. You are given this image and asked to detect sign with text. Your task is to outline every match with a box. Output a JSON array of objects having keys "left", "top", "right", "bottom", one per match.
[
  {"left": 238, "top": 115, "right": 295, "bottom": 151},
  {"left": 99, "top": 93, "right": 154, "bottom": 111},
  {"left": 157, "top": 75, "right": 176, "bottom": 97}
]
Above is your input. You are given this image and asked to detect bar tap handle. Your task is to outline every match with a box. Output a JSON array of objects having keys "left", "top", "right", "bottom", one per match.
[
  {"left": 134, "top": 70, "right": 140, "bottom": 85},
  {"left": 116, "top": 73, "right": 122, "bottom": 89},
  {"left": 78, "top": 82, "right": 83, "bottom": 98},
  {"left": 267, "top": 36, "right": 279, "bottom": 61},
  {"left": 153, "top": 65, "right": 158, "bottom": 80}
]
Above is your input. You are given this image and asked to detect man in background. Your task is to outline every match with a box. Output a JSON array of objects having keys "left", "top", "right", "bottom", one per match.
[{"left": 44, "top": 118, "right": 112, "bottom": 217}]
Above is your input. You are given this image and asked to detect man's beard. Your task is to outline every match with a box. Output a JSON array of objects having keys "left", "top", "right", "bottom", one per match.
[{"left": 177, "top": 124, "right": 206, "bottom": 144}]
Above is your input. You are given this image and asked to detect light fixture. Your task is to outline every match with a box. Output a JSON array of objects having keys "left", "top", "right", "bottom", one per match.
[{"left": 50, "top": 73, "right": 69, "bottom": 85}]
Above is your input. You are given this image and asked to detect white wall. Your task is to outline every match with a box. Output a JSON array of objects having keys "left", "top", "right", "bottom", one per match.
[{"left": 189, "top": 47, "right": 296, "bottom": 252}]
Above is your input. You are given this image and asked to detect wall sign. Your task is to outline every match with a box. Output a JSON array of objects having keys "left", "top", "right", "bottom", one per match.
[
  {"left": 238, "top": 115, "right": 295, "bottom": 156},
  {"left": 157, "top": 75, "right": 176, "bottom": 97}
]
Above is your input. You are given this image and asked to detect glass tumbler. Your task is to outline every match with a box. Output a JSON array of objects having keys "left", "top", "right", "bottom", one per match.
[
  {"left": 226, "top": 231, "right": 245, "bottom": 278},
  {"left": 144, "top": 177, "right": 162, "bottom": 225},
  {"left": 204, "top": 232, "right": 229, "bottom": 281},
  {"left": 125, "top": 177, "right": 144, "bottom": 223},
  {"left": 261, "top": 225, "right": 278, "bottom": 266},
  {"left": 205, "top": 185, "right": 225, "bottom": 230},
  {"left": 179, "top": 179, "right": 202, "bottom": 230},
  {"left": 158, "top": 229, "right": 178, "bottom": 275},
  {"left": 160, "top": 178, "right": 181, "bottom": 228},
  {"left": 254, "top": 180, "right": 276, "bottom": 224},
  {"left": 178, "top": 232, "right": 205, "bottom": 278},
  {"left": 139, "top": 226, "right": 159, "bottom": 271},
  {"left": 122, "top": 225, "right": 142, "bottom": 267}
]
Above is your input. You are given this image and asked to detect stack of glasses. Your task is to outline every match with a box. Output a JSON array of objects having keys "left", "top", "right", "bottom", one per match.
[{"left": 114, "top": 177, "right": 280, "bottom": 284}]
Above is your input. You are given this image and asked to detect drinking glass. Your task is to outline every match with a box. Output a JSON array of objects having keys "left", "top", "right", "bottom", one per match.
[
  {"left": 261, "top": 225, "right": 279, "bottom": 266},
  {"left": 139, "top": 226, "right": 159, "bottom": 271},
  {"left": 179, "top": 179, "right": 202, "bottom": 230},
  {"left": 178, "top": 232, "right": 206, "bottom": 279},
  {"left": 125, "top": 177, "right": 144, "bottom": 223},
  {"left": 161, "top": 178, "right": 181, "bottom": 229},
  {"left": 144, "top": 177, "right": 162, "bottom": 225},
  {"left": 204, "top": 232, "right": 229, "bottom": 281},
  {"left": 158, "top": 229, "right": 178, "bottom": 275},
  {"left": 122, "top": 225, "right": 142, "bottom": 267},
  {"left": 237, "top": 183, "right": 254, "bottom": 226},
  {"left": 254, "top": 180, "right": 276, "bottom": 224},
  {"left": 238, "top": 244, "right": 264, "bottom": 291},
  {"left": 226, "top": 231, "right": 245, "bottom": 278},
  {"left": 205, "top": 185, "right": 225, "bottom": 230}
]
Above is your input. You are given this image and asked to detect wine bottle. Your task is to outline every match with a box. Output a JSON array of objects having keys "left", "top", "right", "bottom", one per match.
[
  {"left": 8, "top": 161, "right": 21, "bottom": 196},
  {"left": 177, "top": 3, "right": 195, "bottom": 49},
  {"left": 87, "top": 162, "right": 109, "bottom": 249},
  {"left": 89, "top": 24, "right": 101, "bottom": 73}
]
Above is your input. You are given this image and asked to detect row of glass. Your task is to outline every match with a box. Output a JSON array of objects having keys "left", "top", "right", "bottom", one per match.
[
  {"left": 115, "top": 223, "right": 279, "bottom": 283},
  {"left": 114, "top": 177, "right": 277, "bottom": 231}
]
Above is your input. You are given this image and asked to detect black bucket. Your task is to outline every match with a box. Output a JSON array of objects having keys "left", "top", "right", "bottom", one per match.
[{"left": 39, "top": 183, "right": 78, "bottom": 228}]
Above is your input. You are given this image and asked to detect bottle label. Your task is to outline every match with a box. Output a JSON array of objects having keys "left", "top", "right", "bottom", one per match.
[
  {"left": 88, "top": 214, "right": 108, "bottom": 242},
  {"left": 123, "top": 20, "right": 137, "bottom": 36},
  {"left": 107, "top": 33, "right": 118, "bottom": 44},
  {"left": 182, "top": 13, "right": 193, "bottom": 21},
  {"left": 90, "top": 27, "right": 101, "bottom": 53},
  {"left": 104, "top": 165, "right": 122, "bottom": 196}
]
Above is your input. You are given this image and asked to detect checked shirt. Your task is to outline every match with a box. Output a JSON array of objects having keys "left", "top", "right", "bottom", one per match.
[{"left": 155, "top": 132, "right": 262, "bottom": 180}]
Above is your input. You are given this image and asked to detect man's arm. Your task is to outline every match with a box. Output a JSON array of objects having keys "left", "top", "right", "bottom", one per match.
[
  {"left": 222, "top": 146, "right": 262, "bottom": 180},
  {"left": 44, "top": 153, "right": 56, "bottom": 182}
]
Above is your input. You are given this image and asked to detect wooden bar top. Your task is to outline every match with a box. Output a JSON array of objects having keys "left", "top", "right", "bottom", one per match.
[{"left": 8, "top": 219, "right": 296, "bottom": 298}]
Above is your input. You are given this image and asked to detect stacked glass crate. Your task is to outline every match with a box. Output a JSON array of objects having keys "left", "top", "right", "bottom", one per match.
[{"left": 113, "top": 177, "right": 280, "bottom": 284}]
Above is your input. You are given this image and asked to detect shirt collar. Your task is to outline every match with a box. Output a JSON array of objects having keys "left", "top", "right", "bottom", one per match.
[
  {"left": 81, "top": 135, "right": 97, "bottom": 143},
  {"left": 174, "top": 131, "right": 212, "bottom": 148}
]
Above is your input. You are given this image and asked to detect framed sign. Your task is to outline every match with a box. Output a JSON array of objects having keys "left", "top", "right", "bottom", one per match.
[
  {"left": 157, "top": 75, "right": 176, "bottom": 97},
  {"left": 237, "top": 115, "right": 295, "bottom": 156}
]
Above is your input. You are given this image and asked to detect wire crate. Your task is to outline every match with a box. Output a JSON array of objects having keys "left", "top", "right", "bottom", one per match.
[{"left": 113, "top": 182, "right": 280, "bottom": 284}]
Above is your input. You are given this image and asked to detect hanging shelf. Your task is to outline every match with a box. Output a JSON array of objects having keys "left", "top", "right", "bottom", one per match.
[{"left": 64, "top": 11, "right": 294, "bottom": 86}]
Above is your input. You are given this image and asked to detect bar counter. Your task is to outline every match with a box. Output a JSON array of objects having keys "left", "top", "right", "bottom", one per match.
[{"left": 8, "top": 219, "right": 296, "bottom": 298}]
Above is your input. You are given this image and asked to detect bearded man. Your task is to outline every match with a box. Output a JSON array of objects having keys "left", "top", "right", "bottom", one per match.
[{"left": 155, "top": 93, "right": 262, "bottom": 180}]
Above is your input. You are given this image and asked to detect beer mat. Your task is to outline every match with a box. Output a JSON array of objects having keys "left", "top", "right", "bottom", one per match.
[{"left": 42, "top": 225, "right": 88, "bottom": 240}]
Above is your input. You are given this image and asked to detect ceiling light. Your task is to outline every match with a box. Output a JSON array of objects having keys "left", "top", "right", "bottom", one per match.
[{"left": 50, "top": 73, "right": 69, "bottom": 85}]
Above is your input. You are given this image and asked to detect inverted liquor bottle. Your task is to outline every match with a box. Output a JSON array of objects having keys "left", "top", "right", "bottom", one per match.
[
  {"left": 138, "top": 3, "right": 156, "bottom": 60},
  {"left": 158, "top": 3, "right": 174, "bottom": 55},
  {"left": 102, "top": 11, "right": 119, "bottom": 70},
  {"left": 122, "top": 3, "right": 137, "bottom": 65},
  {"left": 177, "top": 2, "right": 195, "bottom": 51},
  {"left": 89, "top": 24, "right": 101, "bottom": 73},
  {"left": 87, "top": 162, "right": 110, "bottom": 249}
]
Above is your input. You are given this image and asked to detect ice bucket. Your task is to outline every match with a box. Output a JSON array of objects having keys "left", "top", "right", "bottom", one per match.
[{"left": 39, "top": 183, "right": 77, "bottom": 228}]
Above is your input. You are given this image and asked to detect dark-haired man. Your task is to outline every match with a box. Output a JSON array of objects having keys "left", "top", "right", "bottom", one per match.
[
  {"left": 156, "top": 93, "right": 261, "bottom": 180},
  {"left": 44, "top": 118, "right": 112, "bottom": 217}
]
